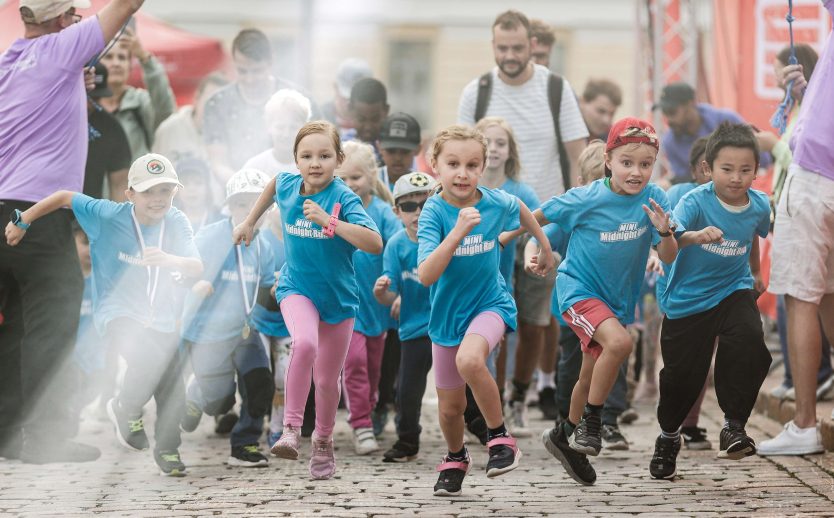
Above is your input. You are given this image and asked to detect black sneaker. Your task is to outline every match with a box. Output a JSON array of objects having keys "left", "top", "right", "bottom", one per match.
[
  {"left": 180, "top": 400, "right": 202, "bottom": 433},
  {"left": 602, "top": 424, "right": 629, "bottom": 450},
  {"left": 214, "top": 412, "right": 239, "bottom": 435},
  {"left": 465, "top": 416, "right": 488, "bottom": 446},
  {"left": 228, "top": 444, "right": 269, "bottom": 467},
  {"left": 718, "top": 425, "right": 756, "bottom": 460},
  {"left": 382, "top": 439, "right": 419, "bottom": 463},
  {"left": 486, "top": 436, "right": 522, "bottom": 478},
  {"left": 433, "top": 453, "right": 471, "bottom": 497},
  {"left": 619, "top": 407, "right": 639, "bottom": 425},
  {"left": 681, "top": 426, "right": 712, "bottom": 450},
  {"left": 569, "top": 413, "right": 602, "bottom": 456},
  {"left": 649, "top": 435, "right": 681, "bottom": 480},
  {"left": 20, "top": 438, "right": 100, "bottom": 464},
  {"left": 542, "top": 426, "right": 596, "bottom": 486},
  {"left": 538, "top": 387, "right": 559, "bottom": 420},
  {"left": 154, "top": 449, "right": 187, "bottom": 477},
  {"left": 106, "top": 397, "right": 149, "bottom": 451}
]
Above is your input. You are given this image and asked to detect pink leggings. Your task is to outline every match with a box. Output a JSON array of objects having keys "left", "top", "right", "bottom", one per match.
[
  {"left": 433, "top": 311, "right": 506, "bottom": 390},
  {"left": 343, "top": 331, "right": 386, "bottom": 429},
  {"left": 280, "top": 295, "right": 354, "bottom": 437}
]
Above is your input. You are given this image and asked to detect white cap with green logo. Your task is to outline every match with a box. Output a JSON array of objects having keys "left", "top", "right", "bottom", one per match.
[{"left": 128, "top": 153, "right": 183, "bottom": 193}]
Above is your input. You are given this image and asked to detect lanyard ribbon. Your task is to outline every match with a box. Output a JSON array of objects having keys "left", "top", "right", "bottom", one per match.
[
  {"left": 130, "top": 207, "right": 165, "bottom": 307},
  {"left": 235, "top": 238, "right": 261, "bottom": 319}
]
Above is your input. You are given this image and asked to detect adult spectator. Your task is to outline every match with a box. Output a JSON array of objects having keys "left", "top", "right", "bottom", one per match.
[
  {"left": 579, "top": 78, "right": 623, "bottom": 141},
  {"left": 0, "top": 0, "right": 143, "bottom": 464},
  {"left": 347, "top": 77, "right": 390, "bottom": 164},
  {"left": 244, "top": 89, "right": 312, "bottom": 175},
  {"left": 85, "top": 63, "right": 131, "bottom": 201},
  {"left": 529, "top": 18, "right": 555, "bottom": 68},
  {"left": 760, "top": 0, "right": 834, "bottom": 456},
  {"left": 98, "top": 25, "right": 175, "bottom": 160},
  {"left": 321, "top": 58, "right": 372, "bottom": 137},
  {"left": 153, "top": 72, "right": 229, "bottom": 165}
]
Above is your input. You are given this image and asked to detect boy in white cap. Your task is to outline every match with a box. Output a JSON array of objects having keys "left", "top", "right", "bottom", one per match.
[
  {"left": 5, "top": 153, "right": 203, "bottom": 476},
  {"left": 179, "top": 168, "right": 276, "bottom": 468}
]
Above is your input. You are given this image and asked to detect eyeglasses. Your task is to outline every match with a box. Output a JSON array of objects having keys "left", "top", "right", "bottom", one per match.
[
  {"left": 64, "top": 9, "right": 81, "bottom": 23},
  {"left": 397, "top": 200, "right": 426, "bottom": 213}
]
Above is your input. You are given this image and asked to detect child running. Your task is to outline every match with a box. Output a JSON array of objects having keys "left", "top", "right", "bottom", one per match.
[
  {"left": 338, "top": 141, "right": 402, "bottom": 455},
  {"left": 532, "top": 118, "right": 677, "bottom": 485},
  {"left": 650, "top": 123, "right": 771, "bottom": 479},
  {"left": 233, "top": 121, "right": 382, "bottom": 480},
  {"left": 373, "top": 172, "right": 438, "bottom": 462},
  {"left": 416, "top": 125, "right": 555, "bottom": 497},
  {"left": 179, "top": 169, "right": 276, "bottom": 468},
  {"left": 6, "top": 154, "right": 203, "bottom": 476}
]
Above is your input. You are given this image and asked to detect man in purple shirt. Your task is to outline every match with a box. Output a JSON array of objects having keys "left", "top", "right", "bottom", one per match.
[
  {"left": 760, "top": 0, "right": 834, "bottom": 457},
  {"left": 0, "top": 0, "right": 143, "bottom": 464}
]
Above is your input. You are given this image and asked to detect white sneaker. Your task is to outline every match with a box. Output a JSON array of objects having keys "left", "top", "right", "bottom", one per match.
[
  {"left": 505, "top": 400, "right": 532, "bottom": 438},
  {"left": 758, "top": 421, "right": 824, "bottom": 456},
  {"left": 353, "top": 427, "right": 380, "bottom": 455},
  {"left": 769, "top": 384, "right": 791, "bottom": 400}
]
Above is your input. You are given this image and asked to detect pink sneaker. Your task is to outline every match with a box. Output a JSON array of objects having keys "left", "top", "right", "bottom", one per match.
[
  {"left": 270, "top": 425, "right": 300, "bottom": 459},
  {"left": 309, "top": 435, "right": 336, "bottom": 480}
]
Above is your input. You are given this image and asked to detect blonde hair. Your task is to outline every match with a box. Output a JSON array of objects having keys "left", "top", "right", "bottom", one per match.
[
  {"left": 341, "top": 141, "right": 394, "bottom": 205},
  {"left": 474, "top": 117, "right": 522, "bottom": 180},
  {"left": 431, "top": 124, "right": 488, "bottom": 165},
  {"left": 578, "top": 140, "right": 606, "bottom": 184},
  {"left": 293, "top": 121, "right": 344, "bottom": 163},
  {"left": 265, "top": 89, "right": 312, "bottom": 124}
]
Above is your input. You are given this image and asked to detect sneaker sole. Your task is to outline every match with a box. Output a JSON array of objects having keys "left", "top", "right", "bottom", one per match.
[
  {"left": 271, "top": 444, "right": 300, "bottom": 460},
  {"left": 310, "top": 468, "right": 336, "bottom": 480},
  {"left": 382, "top": 454, "right": 418, "bottom": 463},
  {"left": 106, "top": 399, "right": 147, "bottom": 452},
  {"left": 758, "top": 446, "right": 825, "bottom": 456},
  {"left": 433, "top": 488, "right": 462, "bottom": 497},
  {"left": 159, "top": 468, "right": 187, "bottom": 477},
  {"left": 718, "top": 444, "right": 756, "bottom": 460},
  {"left": 650, "top": 467, "right": 677, "bottom": 480},
  {"left": 486, "top": 449, "right": 522, "bottom": 478},
  {"left": 603, "top": 440, "right": 629, "bottom": 451},
  {"left": 355, "top": 445, "right": 381, "bottom": 455},
  {"left": 542, "top": 430, "right": 595, "bottom": 486},
  {"left": 227, "top": 456, "right": 269, "bottom": 468},
  {"left": 568, "top": 433, "right": 601, "bottom": 457}
]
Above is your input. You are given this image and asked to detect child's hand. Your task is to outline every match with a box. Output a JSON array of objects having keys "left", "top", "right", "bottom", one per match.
[
  {"left": 693, "top": 226, "right": 724, "bottom": 244},
  {"left": 233, "top": 221, "right": 255, "bottom": 247},
  {"left": 453, "top": 207, "right": 480, "bottom": 236},
  {"left": 373, "top": 275, "right": 391, "bottom": 298},
  {"left": 391, "top": 296, "right": 401, "bottom": 320},
  {"left": 141, "top": 247, "right": 173, "bottom": 267},
  {"left": 646, "top": 254, "right": 663, "bottom": 275},
  {"left": 303, "top": 199, "right": 330, "bottom": 228},
  {"left": 752, "top": 271, "right": 765, "bottom": 294},
  {"left": 5, "top": 222, "right": 26, "bottom": 247},
  {"left": 642, "top": 198, "right": 672, "bottom": 235},
  {"left": 528, "top": 246, "right": 556, "bottom": 276},
  {"left": 192, "top": 280, "right": 214, "bottom": 298}
]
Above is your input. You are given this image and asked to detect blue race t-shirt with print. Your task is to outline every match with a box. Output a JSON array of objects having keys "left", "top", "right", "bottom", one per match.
[
  {"left": 181, "top": 218, "right": 275, "bottom": 343},
  {"left": 71, "top": 194, "right": 200, "bottom": 334},
  {"left": 274, "top": 173, "right": 380, "bottom": 323},
  {"left": 354, "top": 196, "right": 403, "bottom": 337},
  {"left": 541, "top": 180, "right": 670, "bottom": 324},
  {"left": 498, "top": 178, "right": 540, "bottom": 287},
  {"left": 655, "top": 181, "right": 697, "bottom": 314},
  {"left": 417, "top": 187, "right": 520, "bottom": 346},
  {"left": 251, "top": 224, "right": 289, "bottom": 338},
  {"left": 660, "top": 183, "right": 770, "bottom": 319},
  {"left": 383, "top": 228, "right": 431, "bottom": 341}
]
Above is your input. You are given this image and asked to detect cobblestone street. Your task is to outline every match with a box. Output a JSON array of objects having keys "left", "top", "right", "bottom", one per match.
[{"left": 1, "top": 394, "right": 833, "bottom": 517}]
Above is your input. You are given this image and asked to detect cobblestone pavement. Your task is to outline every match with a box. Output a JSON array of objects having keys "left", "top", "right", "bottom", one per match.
[{"left": 1, "top": 394, "right": 833, "bottom": 517}]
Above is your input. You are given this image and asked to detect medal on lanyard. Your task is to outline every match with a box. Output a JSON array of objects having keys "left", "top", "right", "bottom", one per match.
[
  {"left": 130, "top": 208, "right": 165, "bottom": 325},
  {"left": 235, "top": 237, "right": 260, "bottom": 339}
]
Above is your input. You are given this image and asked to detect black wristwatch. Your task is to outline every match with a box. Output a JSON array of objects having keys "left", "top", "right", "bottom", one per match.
[{"left": 658, "top": 223, "right": 677, "bottom": 238}]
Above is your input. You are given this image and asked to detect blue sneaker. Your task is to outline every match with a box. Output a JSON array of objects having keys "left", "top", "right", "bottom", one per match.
[{"left": 268, "top": 431, "right": 282, "bottom": 449}]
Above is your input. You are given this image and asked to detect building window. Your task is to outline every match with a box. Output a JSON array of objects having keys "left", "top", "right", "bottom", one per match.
[{"left": 387, "top": 40, "right": 433, "bottom": 129}]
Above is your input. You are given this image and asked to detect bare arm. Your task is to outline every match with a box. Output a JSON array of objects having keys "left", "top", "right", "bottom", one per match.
[
  {"left": 499, "top": 207, "right": 550, "bottom": 247},
  {"left": 418, "top": 207, "right": 479, "bottom": 286},
  {"left": 142, "top": 248, "right": 203, "bottom": 278},
  {"left": 5, "top": 191, "right": 76, "bottom": 245},
  {"left": 233, "top": 177, "right": 276, "bottom": 246},
  {"left": 749, "top": 234, "right": 764, "bottom": 293},
  {"left": 563, "top": 139, "right": 587, "bottom": 190},
  {"left": 373, "top": 275, "right": 398, "bottom": 306},
  {"left": 677, "top": 226, "right": 723, "bottom": 248},
  {"left": 517, "top": 201, "right": 555, "bottom": 275},
  {"left": 97, "top": 0, "right": 144, "bottom": 43},
  {"left": 656, "top": 235, "right": 678, "bottom": 264},
  {"left": 333, "top": 221, "right": 383, "bottom": 254}
]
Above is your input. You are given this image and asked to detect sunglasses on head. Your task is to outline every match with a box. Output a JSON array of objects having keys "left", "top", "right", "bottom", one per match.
[{"left": 397, "top": 200, "right": 427, "bottom": 213}]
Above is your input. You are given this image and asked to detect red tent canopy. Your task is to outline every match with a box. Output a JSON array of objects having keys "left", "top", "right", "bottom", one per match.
[{"left": 0, "top": 0, "right": 228, "bottom": 105}]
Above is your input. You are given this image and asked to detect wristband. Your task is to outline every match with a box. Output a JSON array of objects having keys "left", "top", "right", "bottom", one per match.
[
  {"left": 323, "top": 203, "right": 342, "bottom": 238},
  {"left": 11, "top": 209, "right": 30, "bottom": 230},
  {"left": 658, "top": 222, "right": 677, "bottom": 238}
]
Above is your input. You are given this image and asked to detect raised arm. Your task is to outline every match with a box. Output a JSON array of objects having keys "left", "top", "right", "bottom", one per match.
[
  {"left": 418, "top": 207, "right": 479, "bottom": 286},
  {"left": 5, "top": 190, "right": 76, "bottom": 245},
  {"left": 499, "top": 207, "right": 550, "bottom": 247},
  {"left": 233, "top": 177, "right": 277, "bottom": 246},
  {"left": 97, "top": 0, "right": 144, "bottom": 43}
]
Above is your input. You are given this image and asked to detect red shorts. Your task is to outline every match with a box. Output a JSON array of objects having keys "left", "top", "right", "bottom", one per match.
[{"left": 562, "top": 299, "right": 618, "bottom": 360}]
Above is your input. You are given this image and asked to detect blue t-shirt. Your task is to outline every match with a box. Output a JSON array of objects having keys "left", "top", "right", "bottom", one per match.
[
  {"left": 251, "top": 225, "right": 289, "bottom": 338},
  {"left": 73, "top": 275, "right": 105, "bottom": 374},
  {"left": 531, "top": 223, "right": 571, "bottom": 323},
  {"left": 382, "top": 229, "right": 431, "bottom": 341},
  {"left": 71, "top": 194, "right": 200, "bottom": 334},
  {"left": 181, "top": 219, "right": 275, "bottom": 343},
  {"left": 417, "top": 187, "right": 520, "bottom": 346},
  {"left": 655, "top": 182, "right": 698, "bottom": 312},
  {"left": 354, "top": 196, "right": 403, "bottom": 336},
  {"left": 274, "top": 173, "right": 380, "bottom": 324},
  {"left": 497, "top": 178, "right": 540, "bottom": 287},
  {"left": 660, "top": 183, "right": 770, "bottom": 319},
  {"left": 542, "top": 180, "right": 669, "bottom": 324}
]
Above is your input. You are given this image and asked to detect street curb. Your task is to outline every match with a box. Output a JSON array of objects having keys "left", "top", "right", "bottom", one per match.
[{"left": 754, "top": 391, "right": 834, "bottom": 451}]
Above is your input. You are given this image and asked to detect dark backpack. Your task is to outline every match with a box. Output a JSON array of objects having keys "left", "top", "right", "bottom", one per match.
[{"left": 474, "top": 71, "right": 571, "bottom": 191}]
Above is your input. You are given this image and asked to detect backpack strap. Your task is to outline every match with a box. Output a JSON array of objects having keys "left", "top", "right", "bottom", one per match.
[
  {"left": 474, "top": 72, "right": 493, "bottom": 123},
  {"left": 547, "top": 72, "right": 572, "bottom": 192}
]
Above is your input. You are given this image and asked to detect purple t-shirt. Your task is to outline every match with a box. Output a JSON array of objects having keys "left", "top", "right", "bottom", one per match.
[
  {"left": 790, "top": 0, "right": 834, "bottom": 182},
  {"left": 0, "top": 18, "right": 105, "bottom": 202},
  {"left": 661, "top": 104, "right": 745, "bottom": 179}
]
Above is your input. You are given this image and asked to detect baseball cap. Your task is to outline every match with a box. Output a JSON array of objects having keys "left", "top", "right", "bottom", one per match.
[
  {"left": 128, "top": 153, "right": 183, "bottom": 192},
  {"left": 226, "top": 168, "right": 271, "bottom": 202},
  {"left": 19, "top": 0, "right": 90, "bottom": 24},
  {"left": 604, "top": 117, "right": 659, "bottom": 176},
  {"left": 379, "top": 112, "right": 421, "bottom": 151},
  {"left": 393, "top": 172, "right": 437, "bottom": 203},
  {"left": 88, "top": 63, "right": 112, "bottom": 99},
  {"left": 335, "top": 58, "right": 372, "bottom": 99},
  {"left": 653, "top": 82, "right": 695, "bottom": 114}
]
